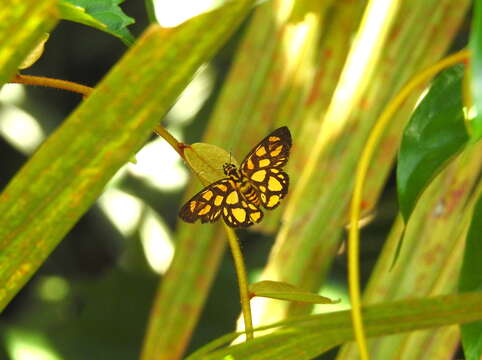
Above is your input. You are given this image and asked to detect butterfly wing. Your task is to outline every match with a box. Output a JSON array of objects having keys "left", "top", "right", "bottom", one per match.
[
  {"left": 179, "top": 178, "right": 264, "bottom": 227},
  {"left": 179, "top": 178, "right": 232, "bottom": 224},
  {"left": 240, "top": 126, "right": 292, "bottom": 209}
]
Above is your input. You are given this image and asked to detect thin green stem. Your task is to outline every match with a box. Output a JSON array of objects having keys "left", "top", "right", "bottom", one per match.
[
  {"left": 348, "top": 48, "right": 469, "bottom": 359},
  {"left": 9, "top": 74, "right": 184, "bottom": 156},
  {"left": 144, "top": 0, "right": 157, "bottom": 24},
  {"left": 223, "top": 223, "right": 254, "bottom": 340}
]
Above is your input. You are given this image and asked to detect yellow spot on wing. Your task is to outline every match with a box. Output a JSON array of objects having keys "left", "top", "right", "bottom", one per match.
[
  {"left": 190, "top": 201, "right": 198, "bottom": 212},
  {"left": 270, "top": 145, "right": 283, "bottom": 156},
  {"left": 268, "top": 176, "right": 283, "bottom": 191},
  {"left": 267, "top": 195, "right": 280, "bottom": 207},
  {"left": 255, "top": 146, "right": 267, "bottom": 156},
  {"left": 214, "top": 195, "right": 223, "bottom": 206},
  {"left": 198, "top": 205, "right": 211, "bottom": 215},
  {"left": 216, "top": 184, "right": 228, "bottom": 192},
  {"left": 226, "top": 191, "right": 239, "bottom": 204},
  {"left": 246, "top": 158, "right": 255, "bottom": 169},
  {"left": 202, "top": 191, "right": 213, "bottom": 200},
  {"left": 251, "top": 170, "right": 266, "bottom": 182},
  {"left": 269, "top": 136, "right": 280, "bottom": 142},
  {"left": 250, "top": 212, "right": 261, "bottom": 222},
  {"left": 259, "top": 159, "right": 270, "bottom": 167},
  {"left": 232, "top": 208, "right": 246, "bottom": 222}
]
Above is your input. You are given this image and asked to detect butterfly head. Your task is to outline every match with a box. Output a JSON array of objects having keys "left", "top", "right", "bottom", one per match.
[{"left": 223, "top": 163, "right": 237, "bottom": 177}]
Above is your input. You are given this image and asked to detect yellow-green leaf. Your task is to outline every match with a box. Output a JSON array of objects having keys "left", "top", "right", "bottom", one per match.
[
  {"left": 250, "top": 280, "right": 339, "bottom": 304},
  {"left": 184, "top": 142, "right": 238, "bottom": 185}
]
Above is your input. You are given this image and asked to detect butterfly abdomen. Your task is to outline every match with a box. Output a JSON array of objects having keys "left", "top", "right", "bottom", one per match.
[{"left": 238, "top": 177, "right": 261, "bottom": 207}]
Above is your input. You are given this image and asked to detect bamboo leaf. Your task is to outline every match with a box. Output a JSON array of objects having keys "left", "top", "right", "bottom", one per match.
[
  {"left": 250, "top": 280, "right": 339, "bottom": 304},
  {"left": 397, "top": 65, "right": 469, "bottom": 223},
  {"left": 459, "top": 194, "right": 482, "bottom": 360},
  {"left": 0, "top": 0, "right": 255, "bottom": 313},
  {"left": 58, "top": 0, "right": 135, "bottom": 45},
  {"left": 0, "top": 0, "right": 58, "bottom": 86},
  {"left": 188, "top": 291, "right": 482, "bottom": 360},
  {"left": 470, "top": 0, "right": 482, "bottom": 140}
]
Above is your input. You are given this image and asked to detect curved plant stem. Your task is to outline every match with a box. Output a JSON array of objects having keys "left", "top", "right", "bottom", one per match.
[
  {"left": 223, "top": 223, "right": 254, "bottom": 341},
  {"left": 11, "top": 73, "right": 93, "bottom": 97},
  {"left": 348, "top": 48, "right": 469, "bottom": 358},
  {"left": 9, "top": 74, "right": 184, "bottom": 155}
]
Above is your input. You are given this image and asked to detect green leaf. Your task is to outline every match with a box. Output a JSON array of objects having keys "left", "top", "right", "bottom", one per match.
[
  {"left": 58, "top": 0, "right": 135, "bottom": 46},
  {"left": 188, "top": 291, "right": 482, "bottom": 360},
  {"left": 397, "top": 65, "right": 469, "bottom": 223},
  {"left": 0, "top": 0, "right": 58, "bottom": 86},
  {"left": 0, "top": 0, "right": 255, "bottom": 313},
  {"left": 184, "top": 142, "right": 238, "bottom": 185},
  {"left": 250, "top": 281, "right": 339, "bottom": 304},
  {"left": 459, "top": 194, "right": 482, "bottom": 360},
  {"left": 470, "top": 0, "right": 482, "bottom": 140}
]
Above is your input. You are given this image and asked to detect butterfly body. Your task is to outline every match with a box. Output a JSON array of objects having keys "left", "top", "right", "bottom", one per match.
[{"left": 179, "top": 127, "right": 292, "bottom": 228}]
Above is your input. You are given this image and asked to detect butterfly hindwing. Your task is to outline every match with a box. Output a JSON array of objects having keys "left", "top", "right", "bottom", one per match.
[
  {"left": 179, "top": 178, "right": 265, "bottom": 227},
  {"left": 240, "top": 126, "right": 291, "bottom": 210},
  {"left": 251, "top": 168, "right": 289, "bottom": 209},
  {"left": 221, "top": 179, "right": 264, "bottom": 227}
]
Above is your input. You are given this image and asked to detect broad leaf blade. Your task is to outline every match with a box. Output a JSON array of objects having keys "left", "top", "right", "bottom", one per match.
[
  {"left": 250, "top": 280, "right": 338, "bottom": 304},
  {"left": 58, "top": 0, "right": 135, "bottom": 45},
  {"left": 459, "top": 194, "right": 482, "bottom": 360},
  {"left": 188, "top": 291, "right": 482, "bottom": 360},
  {"left": 397, "top": 65, "right": 469, "bottom": 223},
  {"left": 0, "top": 0, "right": 255, "bottom": 313},
  {"left": 184, "top": 142, "right": 237, "bottom": 184},
  {"left": 470, "top": 0, "right": 482, "bottom": 140}
]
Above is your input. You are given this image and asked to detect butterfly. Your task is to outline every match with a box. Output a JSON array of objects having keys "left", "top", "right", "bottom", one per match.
[{"left": 179, "top": 126, "right": 292, "bottom": 227}]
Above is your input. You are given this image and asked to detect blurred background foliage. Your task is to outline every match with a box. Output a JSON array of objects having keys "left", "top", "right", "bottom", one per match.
[{"left": 0, "top": 0, "right": 479, "bottom": 359}]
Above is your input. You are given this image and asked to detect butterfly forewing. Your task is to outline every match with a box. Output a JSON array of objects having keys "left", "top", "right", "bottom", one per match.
[{"left": 240, "top": 126, "right": 291, "bottom": 210}]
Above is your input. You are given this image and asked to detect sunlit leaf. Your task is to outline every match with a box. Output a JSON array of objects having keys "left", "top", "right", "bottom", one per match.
[
  {"left": 250, "top": 280, "right": 338, "bottom": 304},
  {"left": 19, "top": 33, "right": 50, "bottom": 69},
  {"left": 184, "top": 142, "right": 237, "bottom": 184},
  {"left": 188, "top": 291, "right": 482, "bottom": 360}
]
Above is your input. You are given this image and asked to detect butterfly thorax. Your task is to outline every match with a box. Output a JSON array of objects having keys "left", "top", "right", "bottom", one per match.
[
  {"left": 223, "top": 163, "right": 261, "bottom": 206},
  {"left": 223, "top": 163, "right": 240, "bottom": 179}
]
